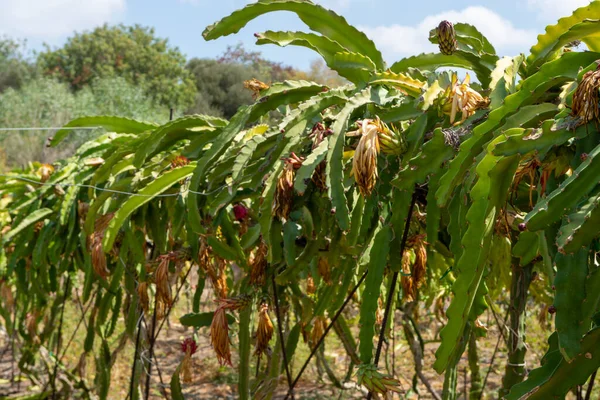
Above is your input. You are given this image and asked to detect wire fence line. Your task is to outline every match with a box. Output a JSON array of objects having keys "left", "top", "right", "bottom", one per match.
[
  {"left": 0, "top": 127, "right": 102, "bottom": 132},
  {"left": 0, "top": 174, "right": 230, "bottom": 197}
]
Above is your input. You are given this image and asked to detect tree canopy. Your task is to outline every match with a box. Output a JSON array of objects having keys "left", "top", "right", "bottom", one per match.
[{"left": 37, "top": 24, "right": 196, "bottom": 110}]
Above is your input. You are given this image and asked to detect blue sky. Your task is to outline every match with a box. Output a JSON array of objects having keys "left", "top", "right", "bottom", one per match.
[{"left": 0, "top": 0, "right": 592, "bottom": 70}]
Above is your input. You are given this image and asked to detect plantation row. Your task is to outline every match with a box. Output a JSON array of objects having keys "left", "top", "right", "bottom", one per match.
[{"left": 2, "top": 0, "right": 600, "bottom": 398}]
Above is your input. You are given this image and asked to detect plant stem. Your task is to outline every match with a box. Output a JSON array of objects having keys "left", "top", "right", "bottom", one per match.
[
  {"left": 128, "top": 313, "right": 144, "bottom": 400},
  {"left": 585, "top": 370, "right": 598, "bottom": 400},
  {"left": 282, "top": 268, "right": 369, "bottom": 400},
  {"left": 51, "top": 273, "right": 71, "bottom": 398},
  {"left": 272, "top": 273, "right": 294, "bottom": 400},
  {"left": 366, "top": 188, "right": 417, "bottom": 400},
  {"left": 467, "top": 332, "right": 483, "bottom": 400},
  {"left": 500, "top": 260, "right": 534, "bottom": 397},
  {"left": 479, "top": 307, "right": 509, "bottom": 400},
  {"left": 144, "top": 292, "right": 159, "bottom": 400}
]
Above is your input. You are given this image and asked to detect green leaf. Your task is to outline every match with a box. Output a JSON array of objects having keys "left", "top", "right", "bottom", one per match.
[
  {"left": 102, "top": 164, "right": 195, "bottom": 251},
  {"left": 331, "top": 51, "right": 376, "bottom": 83},
  {"left": 436, "top": 51, "right": 600, "bottom": 207},
  {"left": 358, "top": 223, "right": 390, "bottom": 364},
  {"left": 238, "top": 305, "right": 251, "bottom": 400},
  {"left": 256, "top": 31, "right": 369, "bottom": 82},
  {"left": 369, "top": 70, "right": 425, "bottom": 98},
  {"left": 526, "top": 2, "right": 600, "bottom": 76},
  {"left": 557, "top": 188, "right": 600, "bottom": 253},
  {"left": 506, "top": 329, "right": 600, "bottom": 399},
  {"left": 525, "top": 141, "right": 600, "bottom": 232},
  {"left": 170, "top": 363, "right": 184, "bottom": 400},
  {"left": 203, "top": 0, "right": 385, "bottom": 70},
  {"left": 133, "top": 114, "right": 225, "bottom": 167},
  {"left": 554, "top": 248, "right": 590, "bottom": 361},
  {"left": 390, "top": 52, "right": 473, "bottom": 74},
  {"left": 2, "top": 208, "right": 53, "bottom": 244},
  {"left": 180, "top": 312, "right": 235, "bottom": 328},
  {"left": 51, "top": 116, "right": 157, "bottom": 147},
  {"left": 294, "top": 138, "right": 328, "bottom": 195},
  {"left": 434, "top": 130, "right": 521, "bottom": 373},
  {"left": 327, "top": 87, "right": 398, "bottom": 230}
]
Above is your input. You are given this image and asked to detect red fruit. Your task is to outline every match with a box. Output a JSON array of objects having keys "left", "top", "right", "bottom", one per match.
[
  {"left": 518, "top": 223, "right": 527, "bottom": 231},
  {"left": 548, "top": 305, "right": 556, "bottom": 314},
  {"left": 233, "top": 204, "right": 248, "bottom": 221}
]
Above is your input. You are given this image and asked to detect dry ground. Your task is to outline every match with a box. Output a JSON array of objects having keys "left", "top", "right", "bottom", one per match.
[{"left": 0, "top": 280, "right": 596, "bottom": 400}]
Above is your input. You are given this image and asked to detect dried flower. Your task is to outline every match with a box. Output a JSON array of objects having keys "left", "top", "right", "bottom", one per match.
[
  {"left": 209, "top": 295, "right": 251, "bottom": 366},
  {"left": 249, "top": 240, "right": 267, "bottom": 286},
  {"left": 401, "top": 250, "right": 416, "bottom": 302},
  {"left": 210, "top": 306, "right": 232, "bottom": 366},
  {"left": 254, "top": 303, "right": 274, "bottom": 356},
  {"left": 171, "top": 155, "right": 190, "bottom": 169},
  {"left": 154, "top": 255, "right": 172, "bottom": 310},
  {"left": 273, "top": 153, "right": 304, "bottom": 220},
  {"left": 89, "top": 213, "right": 114, "bottom": 279},
  {"left": 138, "top": 282, "right": 150, "bottom": 314},
  {"left": 306, "top": 274, "right": 316, "bottom": 295},
  {"left": 311, "top": 316, "right": 327, "bottom": 349},
  {"left": 308, "top": 123, "right": 333, "bottom": 191},
  {"left": 571, "top": 64, "right": 600, "bottom": 127},
  {"left": 317, "top": 257, "right": 331, "bottom": 285},
  {"left": 0, "top": 280, "right": 14, "bottom": 313},
  {"left": 408, "top": 234, "right": 427, "bottom": 288}
]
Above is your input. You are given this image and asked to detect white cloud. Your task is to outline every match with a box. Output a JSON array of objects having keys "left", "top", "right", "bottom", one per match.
[
  {"left": 527, "top": 0, "right": 591, "bottom": 21},
  {"left": 361, "top": 6, "right": 537, "bottom": 61},
  {"left": 0, "top": 0, "right": 125, "bottom": 39}
]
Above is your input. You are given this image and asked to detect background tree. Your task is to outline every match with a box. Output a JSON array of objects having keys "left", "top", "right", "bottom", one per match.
[
  {"left": 37, "top": 24, "right": 196, "bottom": 110},
  {"left": 0, "top": 76, "right": 169, "bottom": 168},
  {"left": 0, "top": 37, "right": 35, "bottom": 92}
]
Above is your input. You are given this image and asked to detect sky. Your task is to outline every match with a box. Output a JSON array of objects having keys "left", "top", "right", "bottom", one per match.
[{"left": 0, "top": 0, "right": 593, "bottom": 70}]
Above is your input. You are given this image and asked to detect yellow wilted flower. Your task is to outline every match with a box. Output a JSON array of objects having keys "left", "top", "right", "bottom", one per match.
[
  {"left": 572, "top": 65, "right": 600, "bottom": 127},
  {"left": 37, "top": 163, "right": 54, "bottom": 183},
  {"left": 254, "top": 303, "right": 274, "bottom": 356},
  {"left": 438, "top": 73, "right": 489, "bottom": 124},
  {"left": 244, "top": 78, "right": 269, "bottom": 99},
  {"left": 348, "top": 119, "right": 381, "bottom": 197}
]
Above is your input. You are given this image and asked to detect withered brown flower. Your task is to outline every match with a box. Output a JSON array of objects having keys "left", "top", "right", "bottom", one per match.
[
  {"left": 254, "top": 303, "right": 274, "bottom": 356},
  {"left": 572, "top": 65, "right": 600, "bottom": 127},
  {"left": 273, "top": 153, "right": 304, "bottom": 220}
]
